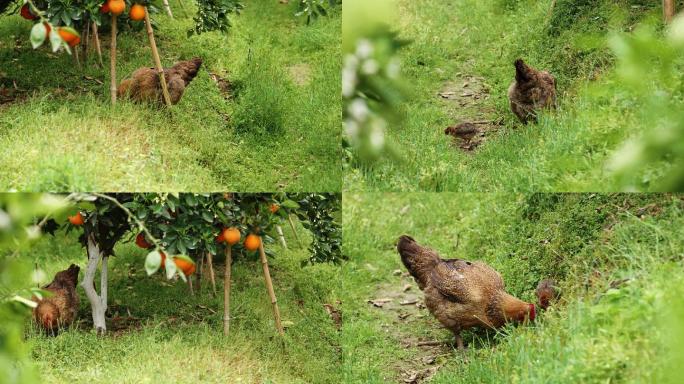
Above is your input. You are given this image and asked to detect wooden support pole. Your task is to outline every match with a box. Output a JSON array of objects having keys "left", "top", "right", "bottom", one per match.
[
  {"left": 187, "top": 275, "right": 195, "bottom": 295},
  {"left": 223, "top": 246, "right": 232, "bottom": 336},
  {"left": 287, "top": 215, "right": 303, "bottom": 248},
  {"left": 143, "top": 8, "right": 173, "bottom": 106},
  {"left": 92, "top": 22, "right": 103, "bottom": 68},
  {"left": 258, "top": 239, "right": 284, "bottom": 335},
  {"left": 162, "top": 0, "right": 173, "bottom": 18},
  {"left": 73, "top": 38, "right": 81, "bottom": 68},
  {"left": 197, "top": 252, "right": 204, "bottom": 293},
  {"left": 276, "top": 225, "right": 287, "bottom": 249},
  {"left": 664, "top": 0, "right": 675, "bottom": 23},
  {"left": 82, "top": 22, "right": 90, "bottom": 66},
  {"left": 207, "top": 252, "right": 217, "bottom": 296},
  {"left": 110, "top": 15, "right": 117, "bottom": 104}
]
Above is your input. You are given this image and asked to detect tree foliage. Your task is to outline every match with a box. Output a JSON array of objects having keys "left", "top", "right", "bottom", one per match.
[{"left": 189, "top": 0, "right": 243, "bottom": 36}]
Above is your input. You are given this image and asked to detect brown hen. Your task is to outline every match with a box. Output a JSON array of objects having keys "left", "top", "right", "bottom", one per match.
[
  {"left": 507, "top": 59, "right": 556, "bottom": 124},
  {"left": 397, "top": 236, "right": 535, "bottom": 349},
  {"left": 118, "top": 58, "right": 203, "bottom": 105},
  {"left": 33, "top": 264, "right": 80, "bottom": 334}
]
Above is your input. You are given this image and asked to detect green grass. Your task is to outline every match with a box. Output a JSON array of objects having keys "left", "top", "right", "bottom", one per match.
[
  {"left": 0, "top": 0, "right": 341, "bottom": 191},
  {"left": 344, "top": 0, "right": 676, "bottom": 192},
  {"left": 21, "top": 223, "right": 343, "bottom": 384},
  {"left": 340, "top": 192, "right": 684, "bottom": 383}
]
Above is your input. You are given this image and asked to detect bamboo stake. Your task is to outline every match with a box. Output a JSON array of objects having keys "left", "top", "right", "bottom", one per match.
[
  {"left": 287, "top": 215, "right": 303, "bottom": 248},
  {"left": 187, "top": 276, "right": 194, "bottom": 295},
  {"left": 143, "top": 8, "right": 172, "bottom": 106},
  {"left": 258, "top": 239, "right": 284, "bottom": 335},
  {"left": 162, "top": 0, "right": 173, "bottom": 18},
  {"left": 197, "top": 252, "right": 204, "bottom": 293},
  {"left": 73, "top": 38, "right": 81, "bottom": 68},
  {"left": 207, "top": 252, "right": 217, "bottom": 296},
  {"left": 223, "top": 246, "right": 232, "bottom": 335},
  {"left": 110, "top": 15, "right": 117, "bottom": 104},
  {"left": 92, "top": 22, "right": 103, "bottom": 68},
  {"left": 276, "top": 225, "right": 287, "bottom": 249},
  {"left": 664, "top": 0, "right": 675, "bottom": 23},
  {"left": 82, "top": 22, "right": 90, "bottom": 66}
]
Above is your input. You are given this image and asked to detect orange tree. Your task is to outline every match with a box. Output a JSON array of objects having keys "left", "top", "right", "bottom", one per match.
[
  {"left": 53, "top": 193, "right": 341, "bottom": 334},
  {"left": 1, "top": 0, "right": 244, "bottom": 55}
]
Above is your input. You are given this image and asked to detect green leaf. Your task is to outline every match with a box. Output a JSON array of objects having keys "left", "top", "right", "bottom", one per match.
[
  {"left": 145, "top": 250, "right": 162, "bottom": 275},
  {"left": 201, "top": 210, "right": 214, "bottom": 223},
  {"left": 282, "top": 199, "right": 300, "bottom": 209},
  {"left": 30, "top": 23, "right": 47, "bottom": 49}
]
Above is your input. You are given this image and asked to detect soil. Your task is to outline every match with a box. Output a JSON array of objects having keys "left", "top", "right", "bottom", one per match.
[
  {"left": 438, "top": 74, "right": 503, "bottom": 152},
  {"left": 287, "top": 63, "right": 312, "bottom": 86},
  {"left": 369, "top": 271, "right": 460, "bottom": 383}
]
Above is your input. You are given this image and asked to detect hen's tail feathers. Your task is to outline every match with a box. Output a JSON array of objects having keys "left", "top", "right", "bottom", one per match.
[
  {"left": 397, "top": 235, "right": 440, "bottom": 290},
  {"left": 34, "top": 301, "right": 60, "bottom": 332},
  {"left": 172, "top": 57, "right": 203, "bottom": 84},
  {"left": 514, "top": 58, "right": 531, "bottom": 83},
  {"left": 117, "top": 78, "right": 133, "bottom": 98}
]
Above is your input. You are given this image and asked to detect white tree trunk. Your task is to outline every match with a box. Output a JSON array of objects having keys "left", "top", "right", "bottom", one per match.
[
  {"left": 276, "top": 225, "right": 287, "bottom": 249},
  {"left": 162, "top": 0, "right": 173, "bottom": 18},
  {"left": 81, "top": 234, "right": 107, "bottom": 334}
]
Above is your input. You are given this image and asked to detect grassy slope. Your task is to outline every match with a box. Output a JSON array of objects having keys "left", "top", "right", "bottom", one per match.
[
  {"left": 340, "top": 193, "right": 684, "bottom": 383},
  {"left": 344, "top": 0, "right": 667, "bottom": 192},
  {"left": 23, "top": 224, "right": 343, "bottom": 384},
  {"left": 0, "top": 0, "right": 340, "bottom": 191}
]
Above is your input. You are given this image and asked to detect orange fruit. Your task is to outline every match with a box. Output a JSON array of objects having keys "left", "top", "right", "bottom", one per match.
[
  {"left": 20, "top": 4, "right": 37, "bottom": 20},
  {"left": 135, "top": 233, "right": 151, "bottom": 249},
  {"left": 160, "top": 251, "right": 166, "bottom": 267},
  {"left": 68, "top": 212, "right": 84, "bottom": 226},
  {"left": 174, "top": 257, "right": 196, "bottom": 276},
  {"left": 244, "top": 234, "right": 260, "bottom": 251},
  {"left": 223, "top": 227, "right": 241, "bottom": 246},
  {"left": 108, "top": 0, "right": 125, "bottom": 16},
  {"left": 269, "top": 204, "right": 280, "bottom": 213},
  {"left": 129, "top": 4, "right": 145, "bottom": 21},
  {"left": 43, "top": 22, "right": 51, "bottom": 37},
  {"left": 215, "top": 231, "right": 225, "bottom": 243},
  {"left": 58, "top": 27, "right": 80, "bottom": 47},
  {"left": 99, "top": 1, "right": 110, "bottom": 13}
]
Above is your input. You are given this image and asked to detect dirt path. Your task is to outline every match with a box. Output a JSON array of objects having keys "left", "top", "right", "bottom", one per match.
[
  {"left": 438, "top": 68, "right": 503, "bottom": 152},
  {"left": 368, "top": 271, "right": 458, "bottom": 383}
]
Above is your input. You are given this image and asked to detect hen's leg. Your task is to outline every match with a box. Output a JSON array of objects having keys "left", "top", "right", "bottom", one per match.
[{"left": 455, "top": 332, "right": 465, "bottom": 350}]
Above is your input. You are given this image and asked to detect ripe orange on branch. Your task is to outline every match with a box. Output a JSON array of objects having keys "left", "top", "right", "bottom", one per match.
[
  {"left": 269, "top": 204, "right": 280, "bottom": 213},
  {"left": 135, "top": 233, "right": 152, "bottom": 249},
  {"left": 223, "top": 228, "right": 241, "bottom": 245},
  {"left": 244, "top": 234, "right": 260, "bottom": 251},
  {"left": 20, "top": 4, "right": 37, "bottom": 20},
  {"left": 173, "top": 257, "right": 196, "bottom": 276},
  {"left": 215, "top": 231, "right": 225, "bottom": 243},
  {"left": 108, "top": 0, "right": 125, "bottom": 16},
  {"left": 57, "top": 27, "right": 80, "bottom": 47},
  {"left": 68, "top": 212, "right": 84, "bottom": 226},
  {"left": 129, "top": 4, "right": 146, "bottom": 21}
]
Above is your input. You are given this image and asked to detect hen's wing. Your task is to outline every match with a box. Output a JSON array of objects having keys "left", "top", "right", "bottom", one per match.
[{"left": 430, "top": 259, "right": 504, "bottom": 304}]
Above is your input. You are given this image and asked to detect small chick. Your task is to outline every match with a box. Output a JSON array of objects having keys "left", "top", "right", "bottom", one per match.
[
  {"left": 536, "top": 279, "right": 560, "bottom": 310},
  {"left": 445, "top": 122, "right": 479, "bottom": 147}
]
